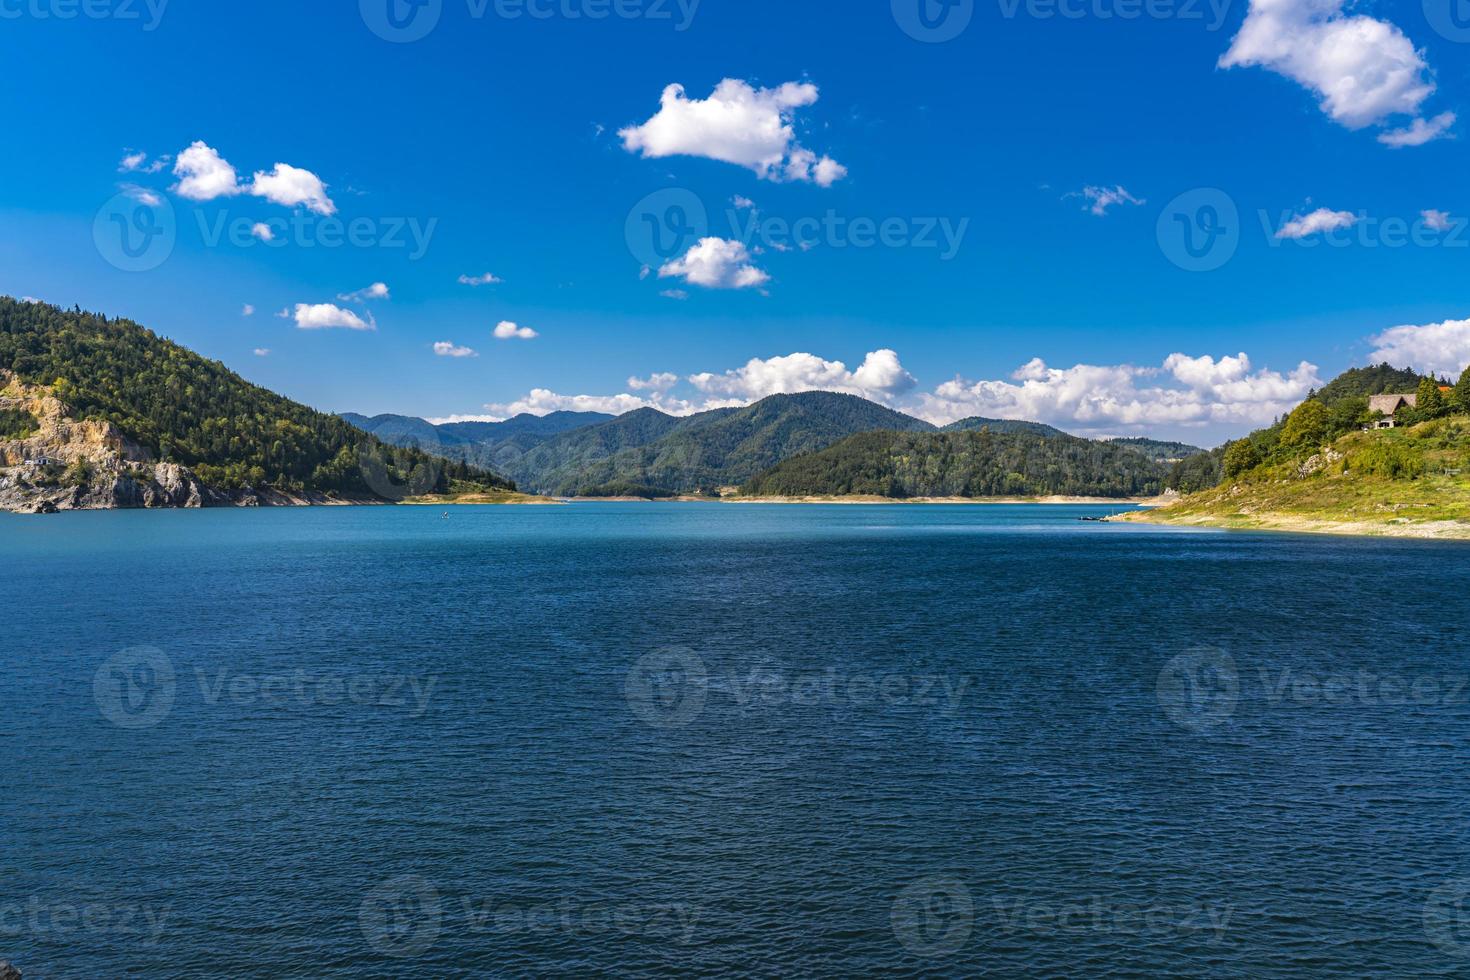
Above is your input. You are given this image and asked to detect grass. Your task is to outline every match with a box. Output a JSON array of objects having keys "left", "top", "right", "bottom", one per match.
[{"left": 1121, "top": 418, "right": 1470, "bottom": 538}]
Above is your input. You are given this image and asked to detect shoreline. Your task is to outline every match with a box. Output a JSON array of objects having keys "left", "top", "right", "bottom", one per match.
[{"left": 1112, "top": 508, "right": 1470, "bottom": 541}]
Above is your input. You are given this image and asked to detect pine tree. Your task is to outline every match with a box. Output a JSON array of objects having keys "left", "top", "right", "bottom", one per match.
[{"left": 1453, "top": 365, "right": 1470, "bottom": 411}]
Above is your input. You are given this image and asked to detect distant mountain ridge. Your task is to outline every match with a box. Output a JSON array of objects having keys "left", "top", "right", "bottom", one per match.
[{"left": 348, "top": 392, "right": 1210, "bottom": 497}]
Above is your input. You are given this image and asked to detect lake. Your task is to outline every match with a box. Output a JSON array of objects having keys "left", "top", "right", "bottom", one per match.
[{"left": 3, "top": 503, "right": 1470, "bottom": 977}]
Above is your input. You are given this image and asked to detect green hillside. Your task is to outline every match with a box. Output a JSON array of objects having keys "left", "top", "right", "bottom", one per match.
[
  {"left": 508, "top": 391, "right": 936, "bottom": 495},
  {"left": 1123, "top": 365, "right": 1470, "bottom": 537},
  {"left": 942, "top": 416, "right": 1070, "bottom": 438},
  {"left": 343, "top": 410, "right": 613, "bottom": 474},
  {"left": 742, "top": 428, "right": 1168, "bottom": 499},
  {"left": 0, "top": 298, "right": 512, "bottom": 498}
]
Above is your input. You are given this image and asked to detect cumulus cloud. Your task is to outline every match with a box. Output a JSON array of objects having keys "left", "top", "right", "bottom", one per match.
[
  {"left": 173, "top": 141, "right": 242, "bottom": 201},
  {"left": 628, "top": 372, "right": 680, "bottom": 392},
  {"left": 1220, "top": 0, "right": 1451, "bottom": 143},
  {"left": 619, "top": 79, "right": 847, "bottom": 185},
  {"left": 690, "top": 349, "right": 918, "bottom": 403},
  {"left": 458, "top": 272, "right": 503, "bottom": 286},
  {"left": 253, "top": 348, "right": 271, "bottom": 357},
  {"left": 250, "top": 222, "right": 274, "bottom": 242},
  {"left": 486, "top": 389, "right": 675, "bottom": 418},
  {"left": 1275, "top": 207, "right": 1357, "bottom": 239},
  {"left": 171, "top": 141, "right": 335, "bottom": 213},
  {"left": 338, "top": 282, "right": 390, "bottom": 303},
  {"left": 1380, "top": 112, "right": 1456, "bottom": 148},
  {"left": 1075, "top": 185, "right": 1145, "bottom": 216},
  {"left": 1368, "top": 318, "right": 1470, "bottom": 377},
  {"left": 1422, "top": 209, "right": 1452, "bottom": 231},
  {"left": 290, "top": 303, "right": 375, "bottom": 331},
  {"left": 494, "top": 321, "right": 538, "bottom": 340},
  {"left": 659, "top": 238, "right": 770, "bottom": 290},
  {"left": 433, "top": 341, "right": 479, "bottom": 358},
  {"left": 251, "top": 162, "right": 336, "bottom": 215},
  {"left": 917, "top": 353, "right": 1320, "bottom": 431}
]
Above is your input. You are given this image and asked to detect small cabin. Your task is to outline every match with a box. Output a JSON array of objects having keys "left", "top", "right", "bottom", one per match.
[
  {"left": 1367, "top": 393, "right": 1418, "bottom": 429},
  {"left": 23, "top": 455, "right": 58, "bottom": 467}
]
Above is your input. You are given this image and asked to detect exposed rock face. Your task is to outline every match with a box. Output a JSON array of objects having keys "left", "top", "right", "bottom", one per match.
[
  {"left": 0, "top": 961, "right": 20, "bottom": 980},
  {"left": 0, "top": 370, "right": 364, "bottom": 514}
]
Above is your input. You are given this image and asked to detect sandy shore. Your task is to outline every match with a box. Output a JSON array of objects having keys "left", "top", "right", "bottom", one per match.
[{"left": 1113, "top": 508, "right": 1470, "bottom": 541}]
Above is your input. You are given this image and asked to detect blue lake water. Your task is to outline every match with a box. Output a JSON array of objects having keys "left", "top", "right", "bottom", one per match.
[{"left": 3, "top": 503, "right": 1470, "bottom": 977}]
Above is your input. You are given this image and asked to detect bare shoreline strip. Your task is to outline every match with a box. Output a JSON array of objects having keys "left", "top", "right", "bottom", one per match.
[{"left": 1114, "top": 508, "right": 1470, "bottom": 541}]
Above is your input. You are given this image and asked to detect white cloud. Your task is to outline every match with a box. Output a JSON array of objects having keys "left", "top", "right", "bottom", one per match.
[
  {"left": 171, "top": 141, "right": 335, "bottom": 213},
  {"left": 1422, "top": 209, "right": 1452, "bottom": 231},
  {"left": 251, "top": 222, "right": 274, "bottom": 242},
  {"left": 291, "top": 303, "right": 375, "bottom": 331},
  {"left": 619, "top": 79, "right": 847, "bottom": 185},
  {"left": 659, "top": 238, "right": 770, "bottom": 290},
  {"left": 119, "top": 150, "right": 168, "bottom": 174},
  {"left": 660, "top": 289, "right": 690, "bottom": 300},
  {"left": 1220, "top": 0, "right": 1450, "bottom": 143},
  {"left": 1368, "top": 318, "right": 1470, "bottom": 377},
  {"left": 690, "top": 349, "right": 918, "bottom": 403},
  {"left": 427, "top": 414, "right": 506, "bottom": 424},
  {"left": 1276, "top": 207, "right": 1357, "bottom": 239},
  {"left": 1076, "top": 185, "right": 1145, "bottom": 216},
  {"left": 732, "top": 195, "right": 756, "bottom": 210},
  {"left": 458, "top": 272, "right": 503, "bottom": 286},
  {"left": 172, "top": 141, "right": 243, "bottom": 201},
  {"left": 250, "top": 162, "right": 335, "bottom": 215},
  {"left": 338, "top": 282, "right": 390, "bottom": 303},
  {"left": 242, "top": 304, "right": 255, "bottom": 316},
  {"left": 433, "top": 341, "right": 479, "bottom": 358},
  {"left": 628, "top": 372, "right": 680, "bottom": 392},
  {"left": 253, "top": 348, "right": 271, "bottom": 357},
  {"left": 917, "top": 353, "right": 1320, "bottom": 431},
  {"left": 486, "top": 389, "right": 675, "bottom": 418},
  {"left": 494, "top": 321, "right": 539, "bottom": 340},
  {"left": 1380, "top": 111, "right": 1456, "bottom": 148},
  {"left": 119, "top": 183, "right": 163, "bottom": 207},
  {"left": 20, "top": 296, "right": 41, "bottom": 304}
]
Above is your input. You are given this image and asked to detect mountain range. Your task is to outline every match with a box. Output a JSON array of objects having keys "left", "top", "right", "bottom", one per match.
[{"left": 345, "top": 394, "right": 1207, "bottom": 497}]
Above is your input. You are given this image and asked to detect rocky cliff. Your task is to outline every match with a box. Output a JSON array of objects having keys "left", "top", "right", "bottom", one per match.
[{"left": 0, "top": 371, "right": 361, "bottom": 514}]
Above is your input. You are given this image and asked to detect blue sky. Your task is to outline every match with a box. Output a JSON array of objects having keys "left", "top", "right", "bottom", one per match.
[{"left": 2, "top": 0, "right": 1468, "bottom": 444}]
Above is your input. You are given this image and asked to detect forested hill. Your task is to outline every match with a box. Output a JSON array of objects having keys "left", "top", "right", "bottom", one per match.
[
  {"left": 742, "top": 429, "right": 1169, "bottom": 498},
  {"left": 507, "top": 390, "right": 937, "bottom": 495},
  {"left": 0, "top": 298, "right": 512, "bottom": 497}
]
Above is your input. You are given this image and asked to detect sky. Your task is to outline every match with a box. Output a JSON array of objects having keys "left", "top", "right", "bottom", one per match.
[{"left": 2, "top": 0, "right": 1469, "bottom": 445}]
